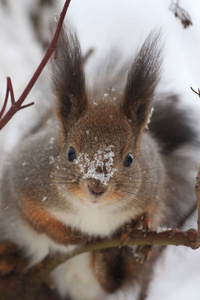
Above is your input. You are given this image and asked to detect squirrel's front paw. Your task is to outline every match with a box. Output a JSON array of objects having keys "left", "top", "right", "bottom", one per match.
[
  {"left": 0, "top": 241, "right": 26, "bottom": 275},
  {"left": 119, "top": 213, "right": 152, "bottom": 262},
  {"left": 120, "top": 213, "right": 150, "bottom": 244},
  {"left": 119, "top": 219, "right": 137, "bottom": 246},
  {"left": 134, "top": 213, "right": 150, "bottom": 232},
  {"left": 134, "top": 213, "right": 152, "bottom": 263}
]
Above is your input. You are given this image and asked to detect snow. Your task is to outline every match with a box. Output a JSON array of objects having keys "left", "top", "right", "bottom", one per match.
[
  {"left": 75, "top": 145, "right": 117, "bottom": 185},
  {"left": 148, "top": 212, "right": 200, "bottom": 300},
  {"left": 42, "top": 196, "right": 48, "bottom": 202},
  {"left": 156, "top": 225, "right": 170, "bottom": 233},
  {"left": 146, "top": 107, "right": 154, "bottom": 129},
  {"left": 49, "top": 155, "right": 56, "bottom": 164},
  {"left": 0, "top": 0, "right": 200, "bottom": 299}
]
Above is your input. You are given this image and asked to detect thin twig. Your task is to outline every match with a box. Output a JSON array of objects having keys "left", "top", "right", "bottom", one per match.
[
  {"left": 0, "top": 78, "right": 10, "bottom": 119},
  {"left": 195, "top": 164, "right": 200, "bottom": 247},
  {"left": 190, "top": 86, "right": 200, "bottom": 98},
  {"left": 8, "top": 77, "right": 15, "bottom": 104},
  {"left": 0, "top": 0, "right": 71, "bottom": 130},
  {"left": 169, "top": 0, "right": 193, "bottom": 28},
  {"left": 82, "top": 48, "right": 95, "bottom": 64}
]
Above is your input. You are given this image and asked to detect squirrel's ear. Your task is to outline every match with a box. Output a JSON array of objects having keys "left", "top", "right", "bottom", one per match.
[
  {"left": 53, "top": 26, "right": 87, "bottom": 135},
  {"left": 122, "top": 30, "right": 162, "bottom": 146}
]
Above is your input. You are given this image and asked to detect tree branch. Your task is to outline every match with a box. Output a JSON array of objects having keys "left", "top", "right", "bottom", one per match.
[
  {"left": 169, "top": 0, "right": 193, "bottom": 28},
  {"left": 0, "top": 227, "right": 199, "bottom": 300},
  {"left": 195, "top": 164, "right": 200, "bottom": 247},
  {"left": 191, "top": 86, "right": 200, "bottom": 97},
  {"left": 39, "top": 228, "right": 199, "bottom": 275},
  {"left": 0, "top": 0, "right": 71, "bottom": 130}
]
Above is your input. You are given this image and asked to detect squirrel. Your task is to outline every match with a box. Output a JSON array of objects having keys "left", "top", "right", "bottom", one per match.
[{"left": 0, "top": 26, "right": 199, "bottom": 300}]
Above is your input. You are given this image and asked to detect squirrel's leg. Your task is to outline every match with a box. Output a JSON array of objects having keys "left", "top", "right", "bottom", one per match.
[
  {"left": 119, "top": 211, "right": 154, "bottom": 263},
  {"left": 134, "top": 213, "right": 152, "bottom": 263},
  {"left": 91, "top": 247, "right": 146, "bottom": 294}
]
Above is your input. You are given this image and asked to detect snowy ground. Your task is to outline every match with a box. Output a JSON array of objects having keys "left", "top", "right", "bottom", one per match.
[{"left": 0, "top": 0, "right": 200, "bottom": 299}]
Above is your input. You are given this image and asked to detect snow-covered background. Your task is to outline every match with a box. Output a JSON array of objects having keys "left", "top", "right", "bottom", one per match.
[{"left": 0, "top": 0, "right": 200, "bottom": 299}]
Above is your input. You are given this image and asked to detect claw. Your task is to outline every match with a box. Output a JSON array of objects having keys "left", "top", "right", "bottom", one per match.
[
  {"left": 134, "top": 245, "right": 152, "bottom": 263},
  {"left": 134, "top": 213, "right": 152, "bottom": 262},
  {"left": 119, "top": 213, "right": 153, "bottom": 261},
  {"left": 119, "top": 220, "right": 136, "bottom": 247},
  {"left": 134, "top": 213, "right": 150, "bottom": 232}
]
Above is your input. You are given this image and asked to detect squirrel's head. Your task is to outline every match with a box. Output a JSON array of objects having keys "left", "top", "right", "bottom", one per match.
[{"left": 52, "top": 27, "right": 162, "bottom": 211}]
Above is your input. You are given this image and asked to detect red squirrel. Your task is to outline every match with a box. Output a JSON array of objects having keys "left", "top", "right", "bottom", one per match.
[{"left": 0, "top": 27, "right": 199, "bottom": 300}]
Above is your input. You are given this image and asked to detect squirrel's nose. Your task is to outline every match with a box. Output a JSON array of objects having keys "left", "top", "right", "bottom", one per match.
[{"left": 88, "top": 181, "right": 107, "bottom": 197}]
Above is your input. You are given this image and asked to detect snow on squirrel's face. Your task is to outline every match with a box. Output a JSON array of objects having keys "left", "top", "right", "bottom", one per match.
[
  {"left": 53, "top": 102, "right": 142, "bottom": 209},
  {"left": 74, "top": 145, "right": 117, "bottom": 186}
]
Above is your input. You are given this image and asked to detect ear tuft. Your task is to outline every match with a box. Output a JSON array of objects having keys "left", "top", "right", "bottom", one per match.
[
  {"left": 52, "top": 25, "right": 87, "bottom": 133},
  {"left": 122, "top": 30, "right": 163, "bottom": 139}
]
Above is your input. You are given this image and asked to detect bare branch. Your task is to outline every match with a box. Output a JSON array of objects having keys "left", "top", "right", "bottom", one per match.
[
  {"left": 169, "top": 0, "right": 193, "bottom": 28},
  {"left": 8, "top": 77, "right": 15, "bottom": 104},
  {"left": 0, "top": 227, "right": 199, "bottom": 299},
  {"left": 0, "top": 78, "right": 10, "bottom": 119},
  {"left": 191, "top": 86, "right": 200, "bottom": 98},
  {"left": 82, "top": 48, "right": 95, "bottom": 64},
  {"left": 195, "top": 164, "right": 200, "bottom": 247},
  {"left": 0, "top": 0, "right": 71, "bottom": 131}
]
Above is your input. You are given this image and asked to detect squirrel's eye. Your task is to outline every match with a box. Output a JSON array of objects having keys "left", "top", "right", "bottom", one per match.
[
  {"left": 124, "top": 153, "right": 133, "bottom": 167},
  {"left": 68, "top": 147, "right": 76, "bottom": 162}
]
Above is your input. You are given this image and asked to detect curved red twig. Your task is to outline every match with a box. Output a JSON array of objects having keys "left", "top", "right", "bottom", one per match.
[{"left": 0, "top": 0, "right": 71, "bottom": 130}]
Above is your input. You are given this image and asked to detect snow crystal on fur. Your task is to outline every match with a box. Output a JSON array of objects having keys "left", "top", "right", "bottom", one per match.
[{"left": 75, "top": 145, "right": 117, "bottom": 185}]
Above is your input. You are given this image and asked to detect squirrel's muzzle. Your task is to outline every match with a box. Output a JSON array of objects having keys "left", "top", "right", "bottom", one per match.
[{"left": 87, "top": 180, "right": 107, "bottom": 197}]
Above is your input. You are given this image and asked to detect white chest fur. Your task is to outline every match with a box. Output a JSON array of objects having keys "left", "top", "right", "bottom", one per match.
[{"left": 51, "top": 195, "right": 136, "bottom": 237}]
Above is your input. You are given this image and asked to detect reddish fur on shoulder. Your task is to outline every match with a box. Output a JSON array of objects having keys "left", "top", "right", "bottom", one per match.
[{"left": 18, "top": 191, "right": 87, "bottom": 246}]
